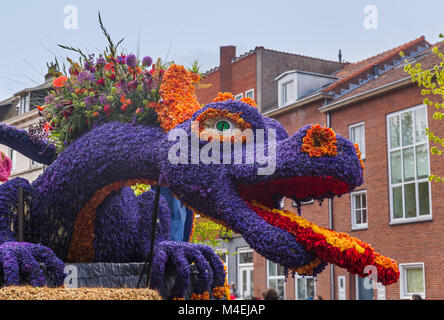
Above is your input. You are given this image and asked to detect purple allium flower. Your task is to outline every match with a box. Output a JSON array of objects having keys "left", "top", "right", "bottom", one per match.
[
  {"left": 96, "top": 57, "right": 107, "bottom": 66},
  {"left": 84, "top": 96, "right": 97, "bottom": 107},
  {"left": 44, "top": 94, "right": 55, "bottom": 104},
  {"left": 78, "top": 71, "right": 91, "bottom": 85},
  {"left": 84, "top": 60, "right": 93, "bottom": 71},
  {"left": 125, "top": 54, "right": 137, "bottom": 68},
  {"left": 99, "top": 94, "right": 107, "bottom": 105},
  {"left": 142, "top": 56, "right": 153, "bottom": 67}
]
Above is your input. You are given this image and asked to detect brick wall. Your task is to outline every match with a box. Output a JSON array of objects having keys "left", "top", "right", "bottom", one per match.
[
  {"left": 270, "top": 83, "right": 444, "bottom": 299},
  {"left": 196, "top": 49, "right": 257, "bottom": 106}
]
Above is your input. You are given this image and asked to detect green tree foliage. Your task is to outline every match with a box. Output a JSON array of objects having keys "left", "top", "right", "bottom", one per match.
[
  {"left": 131, "top": 183, "right": 151, "bottom": 196},
  {"left": 190, "top": 216, "right": 233, "bottom": 249},
  {"left": 402, "top": 35, "right": 444, "bottom": 183}
]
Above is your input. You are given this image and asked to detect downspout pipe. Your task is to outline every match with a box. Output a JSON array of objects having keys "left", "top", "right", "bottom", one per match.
[{"left": 326, "top": 108, "right": 335, "bottom": 300}]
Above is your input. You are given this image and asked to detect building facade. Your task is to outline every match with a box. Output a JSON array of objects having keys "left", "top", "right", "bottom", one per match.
[
  {"left": 0, "top": 78, "right": 50, "bottom": 183},
  {"left": 197, "top": 36, "right": 444, "bottom": 300},
  {"left": 196, "top": 45, "right": 347, "bottom": 299},
  {"left": 261, "top": 35, "right": 444, "bottom": 300}
]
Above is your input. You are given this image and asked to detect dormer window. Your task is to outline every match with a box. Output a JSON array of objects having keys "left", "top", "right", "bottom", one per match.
[
  {"left": 19, "top": 93, "right": 30, "bottom": 115},
  {"left": 276, "top": 70, "right": 337, "bottom": 109}
]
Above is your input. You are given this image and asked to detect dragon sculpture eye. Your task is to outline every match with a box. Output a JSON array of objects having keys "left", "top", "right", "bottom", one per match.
[
  {"left": 195, "top": 108, "right": 252, "bottom": 142},
  {"left": 215, "top": 120, "right": 231, "bottom": 132}
]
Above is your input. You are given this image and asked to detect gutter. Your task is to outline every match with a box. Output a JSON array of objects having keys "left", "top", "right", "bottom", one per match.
[
  {"left": 319, "top": 76, "right": 412, "bottom": 113},
  {"left": 263, "top": 92, "right": 333, "bottom": 117},
  {"left": 326, "top": 109, "right": 336, "bottom": 300}
]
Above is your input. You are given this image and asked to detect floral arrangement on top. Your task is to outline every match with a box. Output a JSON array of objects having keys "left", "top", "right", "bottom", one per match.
[{"left": 37, "top": 14, "right": 205, "bottom": 152}]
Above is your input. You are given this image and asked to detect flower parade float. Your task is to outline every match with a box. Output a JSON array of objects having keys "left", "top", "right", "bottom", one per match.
[{"left": 0, "top": 20, "right": 399, "bottom": 299}]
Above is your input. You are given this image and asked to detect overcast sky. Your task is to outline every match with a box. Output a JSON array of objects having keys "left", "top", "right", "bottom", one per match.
[{"left": 1, "top": 0, "right": 443, "bottom": 101}]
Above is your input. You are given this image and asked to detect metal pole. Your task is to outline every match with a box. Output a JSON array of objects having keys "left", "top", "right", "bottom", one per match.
[
  {"left": 18, "top": 187, "right": 24, "bottom": 242},
  {"left": 137, "top": 186, "right": 161, "bottom": 288}
]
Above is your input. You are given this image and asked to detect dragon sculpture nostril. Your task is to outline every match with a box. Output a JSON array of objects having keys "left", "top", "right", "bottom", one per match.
[{"left": 301, "top": 124, "right": 338, "bottom": 157}]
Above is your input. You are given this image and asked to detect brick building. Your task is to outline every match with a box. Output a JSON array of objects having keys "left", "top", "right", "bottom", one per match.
[
  {"left": 0, "top": 77, "right": 50, "bottom": 182},
  {"left": 195, "top": 45, "right": 347, "bottom": 299},
  {"left": 199, "top": 36, "right": 444, "bottom": 300}
]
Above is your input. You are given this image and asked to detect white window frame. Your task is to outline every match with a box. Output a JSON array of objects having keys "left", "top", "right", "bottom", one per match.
[
  {"left": 237, "top": 247, "right": 254, "bottom": 299},
  {"left": 349, "top": 122, "right": 366, "bottom": 159},
  {"left": 354, "top": 275, "right": 376, "bottom": 300},
  {"left": 266, "top": 260, "right": 285, "bottom": 299},
  {"left": 245, "top": 89, "right": 254, "bottom": 100},
  {"left": 294, "top": 275, "right": 316, "bottom": 300},
  {"left": 9, "top": 148, "right": 16, "bottom": 172},
  {"left": 387, "top": 104, "right": 432, "bottom": 225},
  {"left": 351, "top": 190, "right": 368, "bottom": 230},
  {"left": 19, "top": 93, "right": 30, "bottom": 115},
  {"left": 234, "top": 93, "right": 243, "bottom": 100},
  {"left": 399, "top": 263, "right": 426, "bottom": 299}
]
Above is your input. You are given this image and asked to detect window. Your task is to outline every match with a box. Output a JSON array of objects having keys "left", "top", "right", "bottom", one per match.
[
  {"left": 387, "top": 105, "right": 431, "bottom": 223},
  {"left": 295, "top": 276, "right": 315, "bottom": 300},
  {"left": 281, "top": 81, "right": 293, "bottom": 106},
  {"left": 9, "top": 149, "right": 16, "bottom": 172},
  {"left": 19, "top": 94, "right": 30, "bottom": 115},
  {"left": 235, "top": 93, "right": 243, "bottom": 100},
  {"left": 237, "top": 248, "right": 254, "bottom": 299},
  {"left": 349, "top": 123, "right": 365, "bottom": 159},
  {"left": 351, "top": 191, "right": 367, "bottom": 230},
  {"left": 355, "top": 275, "right": 374, "bottom": 300},
  {"left": 399, "top": 263, "right": 425, "bottom": 299},
  {"left": 245, "top": 89, "right": 254, "bottom": 99},
  {"left": 267, "top": 260, "right": 285, "bottom": 299}
]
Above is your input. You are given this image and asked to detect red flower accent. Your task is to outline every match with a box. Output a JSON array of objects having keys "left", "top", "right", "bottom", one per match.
[
  {"left": 104, "top": 62, "right": 115, "bottom": 72},
  {"left": 95, "top": 77, "right": 105, "bottom": 86}
]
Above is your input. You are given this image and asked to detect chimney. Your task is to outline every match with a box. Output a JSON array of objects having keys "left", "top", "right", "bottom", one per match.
[
  {"left": 338, "top": 49, "right": 342, "bottom": 63},
  {"left": 219, "top": 46, "right": 236, "bottom": 93}
]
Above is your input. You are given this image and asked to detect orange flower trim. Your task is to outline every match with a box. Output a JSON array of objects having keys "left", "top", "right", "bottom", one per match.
[
  {"left": 194, "top": 108, "right": 253, "bottom": 143},
  {"left": 239, "top": 96, "right": 257, "bottom": 108},
  {"left": 187, "top": 211, "right": 197, "bottom": 242},
  {"left": 67, "top": 178, "right": 156, "bottom": 262},
  {"left": 213, "top": 92, "right": 257, "bottom": 108},
  {"left": 290, "top": 257, "right": 324, "bottom": 276},
  {"left": 173, "top": 297, "right": 185, "bottom": 300},
  {"left": 212, "top": 286, "right": 229, "bottom": 299},
  {"left": 301, "top": 124, "right": 338, "bottom": 157},
  {"left": 190, "top": 292, "right": 210, "bottom": 300},
  {"left": 212, "top": 257, "right": 231, "bottom": 299},
  {"left": 157, "top": 64, "right": 201, "bottom": 131},
  {"left": 354, "top": 143, "right": 365, "bottom": 170}
]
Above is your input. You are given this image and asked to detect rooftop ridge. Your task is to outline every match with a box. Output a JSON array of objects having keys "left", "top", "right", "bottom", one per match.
[
  {"left": 339, "top": 36, "right": 427, "bottom": 71},
  {"left": 202, "top": 46, "right": 348, "bottom": 76},
  {"left": 262, "top": 47, "right": 348, "bottom": 65},
  {"left": 322, "top": 36, "right": 427, "bottom": 93}
]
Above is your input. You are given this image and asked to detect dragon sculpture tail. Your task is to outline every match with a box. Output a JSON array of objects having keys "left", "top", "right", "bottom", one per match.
[{"left": 0, "top": 123, "right": 56, "bottom": 165}]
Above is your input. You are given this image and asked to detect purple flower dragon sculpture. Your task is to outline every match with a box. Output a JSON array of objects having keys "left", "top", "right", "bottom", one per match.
[{"left": 0, "top": 62, "right": 399, "bottom": 299}]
